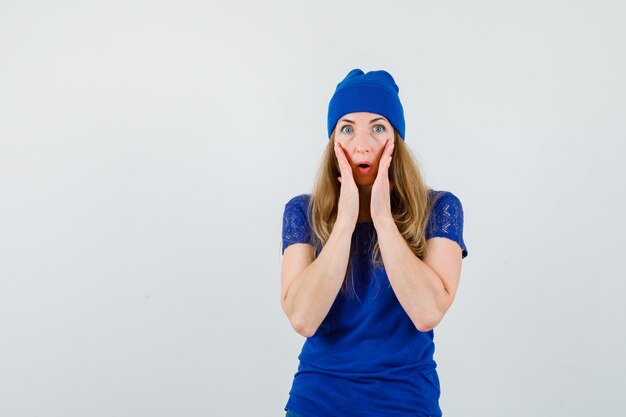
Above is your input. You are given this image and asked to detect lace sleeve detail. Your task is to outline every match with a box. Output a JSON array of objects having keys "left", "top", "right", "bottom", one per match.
[
  {"left": 281, "top": 194, "right": 312, "bottom": 255},
  {"left": 427, "top": 191, "right": 468, "bottom": 259}
]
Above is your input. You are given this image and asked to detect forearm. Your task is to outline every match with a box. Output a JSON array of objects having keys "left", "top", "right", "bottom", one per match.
[
  {"left": 374, "top": 217, "right": 449, "bottom": 331},
  {"left": 285, "top": 222, "right": 354, "bottom": 337}
]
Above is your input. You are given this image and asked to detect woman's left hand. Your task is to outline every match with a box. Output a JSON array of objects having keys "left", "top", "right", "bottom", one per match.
[{"left": 370, "top": 138, "right": 394, "bottom": 225}]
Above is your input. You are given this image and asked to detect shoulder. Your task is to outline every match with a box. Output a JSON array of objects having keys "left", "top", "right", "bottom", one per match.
[
  {"left": 426, "top": 189, "right": 468, "bottom": 258},
  {"left": 283, "top": 194, "right": 313, "bottom": 226},
  {"left": 429, "top": 189, "right": 463, "bottom": 207},
  {"left": 285, "top": 193, "right": 311, "bottom": 208},
  {"left": 428, "top": 189, "right": 464, "bottom": 217},
  {"left": 427, "top": 189, "right": 465, "bottom": 232},
  {"left": 282, "top": 194, "right": 314, "bottom": 253},
  {"left": 284, "top": 193, "right": 312, "bottom": 216}
]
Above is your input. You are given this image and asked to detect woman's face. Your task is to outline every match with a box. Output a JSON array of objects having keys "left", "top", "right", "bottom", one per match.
[{"left": 334, "top": 112, "right": 394, "bottom": 186}]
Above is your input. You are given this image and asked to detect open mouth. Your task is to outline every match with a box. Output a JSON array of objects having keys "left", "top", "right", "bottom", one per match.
[{"left": 356, "top": 163, "right": 372, "bottom": 175}]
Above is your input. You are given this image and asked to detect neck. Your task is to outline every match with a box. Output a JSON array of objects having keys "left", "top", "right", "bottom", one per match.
[{"left": 357, "top": 184, "right": 372, "bottom": 222}]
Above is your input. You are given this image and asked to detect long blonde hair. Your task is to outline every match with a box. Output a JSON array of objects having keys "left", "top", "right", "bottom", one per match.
[{"left": 306, "top": 129, "right": 442, "bottom": 299}]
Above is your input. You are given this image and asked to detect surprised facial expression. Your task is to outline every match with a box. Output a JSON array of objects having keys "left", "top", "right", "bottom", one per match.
[{"left": 334, "top": 112, "right": 394, "bottom": 186}]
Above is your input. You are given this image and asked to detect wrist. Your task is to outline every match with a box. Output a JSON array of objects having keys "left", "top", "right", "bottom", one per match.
[
  {"left": 333, "top": 219, "right": 356, "bottom": 234},
  {"left": 373, "top": 215, "right": 397, "bottom": 233}
]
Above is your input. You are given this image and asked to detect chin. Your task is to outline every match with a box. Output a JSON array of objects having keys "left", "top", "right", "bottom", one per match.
[{"left": 355, "top": 178, "right": 375, "bottom": 187}]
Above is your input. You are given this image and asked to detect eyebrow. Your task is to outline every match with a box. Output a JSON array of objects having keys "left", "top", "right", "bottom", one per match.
[{"left": 339, "top": 117, "right": 388, "bottom": 124}]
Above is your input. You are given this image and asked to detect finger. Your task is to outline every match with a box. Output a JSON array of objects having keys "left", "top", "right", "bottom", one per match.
[
  {"left": 385, "top": 140, "right": 394, "bottom": 168},
  {"left": 386, "top": 138, "right": 394, "bottom": 157},
  {"left": 335, "top": 142, "right": 349, "bottom": 165},
  {"left": 374, "top": 140, "right": 392, "bottom": 176},
  {"left": 376, "top": 151, "right": 392, "bottom": 183},
  {"left": 334, "top": 143, "right": 346, "bottom": 170},
  {"left": 334, "top": 142, "right": 353, "bottom": 179}
]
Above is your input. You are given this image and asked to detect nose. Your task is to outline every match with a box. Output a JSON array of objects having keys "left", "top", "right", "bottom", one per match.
[{"left": 354, "top": 128, "right": 371, "bottom": 153}]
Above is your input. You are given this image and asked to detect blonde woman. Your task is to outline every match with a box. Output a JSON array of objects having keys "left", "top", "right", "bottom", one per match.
[{"left": 280, "top": 69, "right": 468, "bottom": 417}]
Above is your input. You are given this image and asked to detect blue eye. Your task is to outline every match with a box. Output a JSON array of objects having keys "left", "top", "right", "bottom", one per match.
[
  {"left": 373, "top": 125, "right": 385, "bottom": 133},
  {"left": 341, "top": 125, "right": 353, "bottom": 134}
]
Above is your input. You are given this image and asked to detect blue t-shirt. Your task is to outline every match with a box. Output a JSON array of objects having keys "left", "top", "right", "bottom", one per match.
[{"left": 281, "top": 190, "right": 468, "bottom": 417}]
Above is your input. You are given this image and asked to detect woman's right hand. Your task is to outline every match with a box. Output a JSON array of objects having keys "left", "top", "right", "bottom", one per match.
[{"left": 334, "top": 141, "right": 359, "bottom": 230}]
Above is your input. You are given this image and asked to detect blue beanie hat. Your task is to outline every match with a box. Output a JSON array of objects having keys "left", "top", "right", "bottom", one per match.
[{"left": 327, "top": 68, "right": 405, "bottom": 140}]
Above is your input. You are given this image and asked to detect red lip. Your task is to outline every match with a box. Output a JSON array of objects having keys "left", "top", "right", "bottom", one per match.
[{"left": 356, "top": 165, "right": 373, "bottom": 175}]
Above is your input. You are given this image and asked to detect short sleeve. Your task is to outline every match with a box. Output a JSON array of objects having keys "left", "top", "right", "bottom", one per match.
[
  {"left": 427, "top": 191, "right": 468, "bottom": 259},
  {"left": 281, "top": 194, "right": 313, "bottom": 255}
]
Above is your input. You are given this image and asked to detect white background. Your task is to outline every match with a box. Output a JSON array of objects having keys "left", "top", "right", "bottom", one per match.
[{"left": 1, "top": 1, "right": 625, "bottom": 416}]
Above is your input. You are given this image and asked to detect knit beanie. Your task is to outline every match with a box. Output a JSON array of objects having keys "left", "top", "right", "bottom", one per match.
[{"left": 327, "top": 68, "right": 405, "bottom": 140}]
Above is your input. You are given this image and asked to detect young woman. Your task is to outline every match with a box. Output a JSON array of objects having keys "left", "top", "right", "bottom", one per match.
[{"left": 280, "top": 69, "right": 468, "bottom": 417}]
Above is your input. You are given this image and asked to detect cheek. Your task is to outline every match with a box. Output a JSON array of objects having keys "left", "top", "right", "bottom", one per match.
[
  {"left": 334, "top": 140, "right": 353, "bottom": 162},
  {"left": 336, "top": 140, "right": 352, "bottom": 154},
  {"left": 373, "top": 142, "right": 390, "bottom": 164}
]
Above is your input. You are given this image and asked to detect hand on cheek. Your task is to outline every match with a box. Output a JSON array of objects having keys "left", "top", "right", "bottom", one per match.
[{"left": 370, "top": 138, "right": 394, "bottom": 224}]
